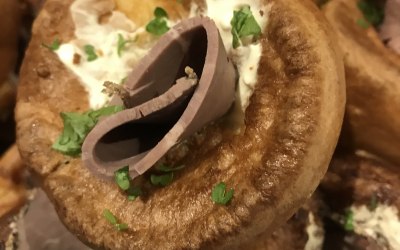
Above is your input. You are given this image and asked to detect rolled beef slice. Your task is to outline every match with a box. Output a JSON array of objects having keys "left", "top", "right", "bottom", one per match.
[{"left": 82, "top": 17, "right": 236, "bottom": 180}]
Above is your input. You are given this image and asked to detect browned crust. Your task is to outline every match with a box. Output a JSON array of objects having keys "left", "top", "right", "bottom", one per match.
[
  {"left": 323, "top": 0, "right": 400, "bottom": 165},
  {"left": 15, "top": 0, "right": 345, "bottom": 249}
]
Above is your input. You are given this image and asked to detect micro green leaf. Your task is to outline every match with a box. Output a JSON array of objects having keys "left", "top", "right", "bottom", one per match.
[
  {"left": 127, "top": 186, "right": 143, "bottom": 201},
  {"left": 117, "top": 34, "right": 133, "bottom": 57},
  {"left": 150, "top": 173, "right": 174, "bottom": 187},
  {"left": 154, "top": 7, "right": 168, "bottom": 18},
  {"left": 357, "top": 0, "right": 384, "bottom": 26},
  {"left": 146, "top": 7, "right": 170, "bottom": 36},
  {"left": 369, "top": 194, "right": 378, "bottom": 211},
  {"left": 230, "top": 5, "right": 262, "bottom": 49},
  {"left": 356, "top": 18, "right": 370, "bottom": 29},
  {"left": 84, "top": 44, "right": 98, "bottom": 61},
  {"left": 52, "top": 106, "right": 123, "bottom": 156},
  {"left": 343, "top": 209, "right": 354, "bottom": 231},
  {"left": 114, "top": 166, "right": 131, "bottom": 191},
  {"left": 103, "top": 209, "right": 128, "bottom": 231},
  {"left": 42, "top": 38, "right": 61, "bottom": 51},
  {"left": 103, "top": 209, "right": 118, "bottom": 225},
  {"left": 211, "top": 182, "right": 234, "bottom": 205}
]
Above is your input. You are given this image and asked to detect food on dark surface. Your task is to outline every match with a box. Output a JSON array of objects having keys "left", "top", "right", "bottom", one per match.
[
  {"left": 322, "top": 0, "right": 400, "bottom": 165},
  {"left": 15, "top": 0, "right": 345, "bottom": 248}
]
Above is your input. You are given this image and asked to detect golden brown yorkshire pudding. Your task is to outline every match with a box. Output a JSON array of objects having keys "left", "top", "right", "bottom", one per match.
[
  {"left": 322, "top": 0, "right": 400, "bottom": 165},
  {"left": 16, "top": 0, "right": 344, "bottom": 248}
]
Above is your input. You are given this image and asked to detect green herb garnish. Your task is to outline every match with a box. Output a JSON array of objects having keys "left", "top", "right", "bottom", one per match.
[
  {"left": 155, "top": 164, "right": 185, "bottom": 172},
  {"left": 103, "top": 209, "right": 128, "bottom": 231},
  {"left": 84, "top": 44, "right": 98, "bottom": 61},
  {"left": 127, "top": 186, "right": 143, "bottom": 201},
  {"left": 230, "top": 5, "right": 262, "bottom": 49},
  {"left": 150, "top": 173, "right": 174, "bottom": 186},
  {"left": 146, "top": 7, "right": 170, "bottom": 36},
  {"left": 211, "top": 182, "right": 234, "bottom": 205},
  {"left": 369, "top": 194, "right": 378, "bottom": 211},
  {"left": 356, "top": 18, "right": 370, "bottom": 29},
  {"left": 117, "top": 34, "right": 133, "bottom": 57},
  {"left": 357, "top": 0, "right": 384, "bottom": 26},
  {"left": 343, "top": 209, "right": 354, "bottom": 231},
  {"left": 114, "top": 166, "right": 131, "bottom": 191},
  {"left": 52, "top": 106, "right": 123, "bottom": 156},
  {"left": 42, "top": 38, "right": 61, "bottom": 51},
  {"left": 114, "top": 166, "right": 142, "bottom": 201}
]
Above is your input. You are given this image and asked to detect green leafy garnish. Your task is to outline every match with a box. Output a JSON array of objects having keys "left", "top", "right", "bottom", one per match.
[
  {"left": 114, "top": 166, "right": 131, "bottom": 191},
  {"left": 357, "top": 0, "right": 384, "bottom": 26},
  {"left": 42, "top": 38, "right": 61, "bottom": 51},
  {"left": 146, "top": 7, "right": 170, "bottom": 36},
  {"left": 356, "top": 18, "right": 370, "bottom": 29},
  {"left": 211, "top": 182, "right": 234, "bottom": 205},
  {"left": 103, "top": 209, "right": 128, "bottom": 231},
  {"left": 343, "top": 209, "right": 354, "bottom": 231},
  {"left": 369, "top": 194, "right": 378, "bottom": 211},
  {"left": 150, "top": 173, "right": 174, "bottom": 186},
  {"left": 114, "top": 166, "right": 142, "bottom": 201},
  {"left": 52, "top": 106, "right": 124, "bottom": 156},
  {"left": 84, "top": 44, "right": 98, "bottom": 61},
  {"left": 155, "top": 164, "right": 185, "bottom": 172},
  {"left": 230, "top": 5, "right": 262, "bottom": 49},
  {"left": 127, "top": 186, "right": 143, "bottom": 201},
  {"left": 117, "top": 34, "right": 133, "bottom": 57}
]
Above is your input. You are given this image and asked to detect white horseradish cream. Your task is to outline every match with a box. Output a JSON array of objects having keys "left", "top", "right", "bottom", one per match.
[
  {"left": 351, "top": 204, "right": 400, "bottom": 250},
  {"left": 305, "top": 212, "right": 324, "bottom": 250},
  {"left": 57, "top": 0, "right": 269, "bottom": 114}
]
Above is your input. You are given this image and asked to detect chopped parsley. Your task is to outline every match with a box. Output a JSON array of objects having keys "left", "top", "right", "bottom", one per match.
[
  {"left": 150, "top": 173, "right": 174, "bottom": 187},
  {"left": 127, "top": 186, "right": 143, "bottom": 201},
  {"left": 52, "top": 106, "right": 123, "bottom": 156},
  {"left": 343, "top": 209, "right": 354, "bottom": 231},
  {"left": 211, "top": 182, "right": 234, "bottom": 205},
  {"left": 357, "top": 0, "right": 384, "bottom": 26},
  {"left": 114, "top": 166, "right": 142, "bottom": 201},
  {"left": 114, "top": 166, "right": 131, "bottom": 191},
  {"left": 103, "top": 209, "right": 128, "bottom": 231},
  {"left": 230, "top": 5, "right": 262, "bottom": 49},
  {"left": 42, "top": 38, "right": 61, "bottom": 51},
  {"left": 356, "top": 18, "right": 370, "bottom": 29},
  {"left": 84, "top": 44, "right": 98, "bottom": 61},
  {"left": 146, "top": 7, "right": 170, "bottom": 36},
  {"left": 155, "top": 164, "right": 185, "bottom": 172},
  {"left": 369, "top": 194, "right": 378, "bottom": 211},
  {"left": 117, "top": 34, "right": 132, "bottom": 57}
]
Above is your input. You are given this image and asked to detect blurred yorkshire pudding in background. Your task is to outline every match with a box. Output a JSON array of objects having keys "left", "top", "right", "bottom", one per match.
[
  {"left": 15, "top": 0, "right": 345, "bottom": 248},
  {"left": 321, "top": 154, "right": 400, "bottom": 250},
  {"left": 322, "top": 0, "right": 400, "bottom": 165}
]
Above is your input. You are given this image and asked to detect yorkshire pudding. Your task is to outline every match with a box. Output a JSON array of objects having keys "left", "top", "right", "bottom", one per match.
[
  {"left": 322, "top": 0, "right": 400, "bottom": 165},
  {"left": 16, "top": 0, "right": 345, "bottom": 248}
]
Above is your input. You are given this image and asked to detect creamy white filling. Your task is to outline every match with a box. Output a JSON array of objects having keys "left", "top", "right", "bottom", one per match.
[
  {"left": 205, "top": 0, "right": 269, "bottom": 112},
  {"left": 57, "top": 0, "right": 269, "bottom": 113},
  {"left": 305, "top": 212, "right": 324, "bottom": 250},
  {"left": 56, "top": 0, "right": 152, "bottom": 108},
  {"left": 351, "top": 205, "right": 400, "bottom": 250}
]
